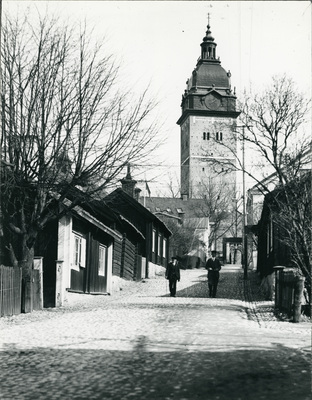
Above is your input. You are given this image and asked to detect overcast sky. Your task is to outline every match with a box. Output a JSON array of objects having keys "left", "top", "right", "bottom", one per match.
[{"left": 5, "top": 1, "right": 312, "bottom": 195}]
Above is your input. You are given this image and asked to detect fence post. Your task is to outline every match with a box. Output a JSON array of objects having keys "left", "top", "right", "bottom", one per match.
[
  {"left": 21, "top": 275, "right": 32, "bottom": 313},
  {"left": 293, "top": 276, "right": 305, "bottom": 323},
  {"left": 33, "top": 257, "right": 43, "bottom": 310},
  {"left": 55, "top": 260, "right": 64, "bottom": 307}
]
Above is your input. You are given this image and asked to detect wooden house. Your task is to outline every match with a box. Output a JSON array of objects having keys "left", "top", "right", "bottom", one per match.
[
  {"left": 36, "top": 200, "right": 123, "bottom": 307},
  {"left": 36, "top": 182, "right": 171, "bottom": 308},
  {"left": 256, "top": 194, "right": 291, "bottom": 279},
  {"left": 104, "top": 188, "right": 171, "bottom": 278},
  {"left": 256, "top": 171, "right": 311, "bottom": 279}
]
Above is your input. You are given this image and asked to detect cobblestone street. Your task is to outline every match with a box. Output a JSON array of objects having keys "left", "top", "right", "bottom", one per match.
[{"left": 0, "top": 266, "right": 311, "bottom": 400}]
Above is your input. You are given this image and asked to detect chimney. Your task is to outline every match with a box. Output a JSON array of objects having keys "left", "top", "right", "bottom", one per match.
[
  {"left": 134, "top": 188, "right": 141, "bottom": 202},
  {"left": 120, "top": 164, "right": 137, "bottom": 198},
  {"left": 177, "top": 211, "right": 185, "bottom": 225},
  {"left": 182, "top": 194, "right": 188, "bottom": 201}
]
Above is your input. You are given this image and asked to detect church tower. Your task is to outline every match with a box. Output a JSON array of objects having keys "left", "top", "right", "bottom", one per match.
[{"left": 177, "top": 18, "right": 240, "bottom": 199}]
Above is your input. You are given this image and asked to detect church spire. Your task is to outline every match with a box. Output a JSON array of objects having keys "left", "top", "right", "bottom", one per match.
[{"left": 200, "top": 14, "right": 218, "bottom": 61}]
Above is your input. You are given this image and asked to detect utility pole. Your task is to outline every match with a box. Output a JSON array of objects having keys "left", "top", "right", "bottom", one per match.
[
  {"left": 0, "top": 0, "right": 3, "bottom": 242},
  {"left": 236, "top": 124, "right": 251, "bottom": 280},
  {"left": 242, "top": 126, "right": 247, "bottom": 279}
]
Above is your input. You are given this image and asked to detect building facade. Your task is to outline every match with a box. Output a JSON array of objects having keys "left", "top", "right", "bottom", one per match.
[{"left": 177, "top": 20, "right": 240, "bottom": 199}]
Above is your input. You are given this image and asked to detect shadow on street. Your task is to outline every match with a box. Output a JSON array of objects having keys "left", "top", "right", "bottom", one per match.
[
  {"left": 162, "top": 268, "right": 247, "bottom": 300},
  {"left": 0, "top": 343, "right": 309, "bottom": 400}
]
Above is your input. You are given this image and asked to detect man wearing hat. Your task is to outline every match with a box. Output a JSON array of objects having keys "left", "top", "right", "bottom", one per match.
[
  {"left": 205, "top": 251, "right": 222, "bottom": 298},
  {"left": 165, "top": 256, "right": 180, "bottom": 297}
]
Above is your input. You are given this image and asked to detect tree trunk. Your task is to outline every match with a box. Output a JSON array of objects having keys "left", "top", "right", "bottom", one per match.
[
  {"left": 7, "top": 243, "right": 19, "bottom": 268},
  {"left": 20, "top": 245, "right": 35, "bottom": 313}
]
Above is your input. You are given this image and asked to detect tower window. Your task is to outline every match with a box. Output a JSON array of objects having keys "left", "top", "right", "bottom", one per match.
[
  {"left": 203, "top": 132, "right": 210, "bottom": 140},
  {"left": 216, "top": 132, "right": 223, "bottom": 141}
]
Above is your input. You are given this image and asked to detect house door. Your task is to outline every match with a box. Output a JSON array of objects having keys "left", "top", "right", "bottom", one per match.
[
  {"left": 70, "top": 232, "right": 88, "bottom": 293},
  {"left": 87, "top": 238, "right": 107, "bottom": 294}
]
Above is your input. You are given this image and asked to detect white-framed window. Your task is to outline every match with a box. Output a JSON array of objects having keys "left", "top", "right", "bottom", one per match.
[
  {"left": 72, "top": 232, "right": 86, "bottom": 269},
  {"left": 158, "top": 234, "right": 161, "bottom": 257},
  {"left": 98, "top": 245, "right": 107, "bottom": 277},
  {"left": 163, "top": 238, "right": 167, "bottom": 259},
  {"left": 152, "top": 229, "right": 156, "bottom": 252}
]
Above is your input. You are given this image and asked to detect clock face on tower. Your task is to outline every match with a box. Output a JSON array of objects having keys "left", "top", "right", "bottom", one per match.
[{"left": 204, "top": 96, "right": 222, "bottom": 110}]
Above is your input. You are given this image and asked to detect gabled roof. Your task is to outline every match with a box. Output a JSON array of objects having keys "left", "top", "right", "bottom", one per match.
[
  {"left": 119, "top": 214, "right": 145, "bottom": 240},
  {"left": 62, "top": 188, "right": 144, "bottom": 241},
  {"left": 140, "top": 196, "right": 211, "bottom": 221},
  {"left": 104, "top": 188, "right": 172, "bottom": 236},
  {"left": 72, "top": 205, "right": 122, "bottom": 241}
]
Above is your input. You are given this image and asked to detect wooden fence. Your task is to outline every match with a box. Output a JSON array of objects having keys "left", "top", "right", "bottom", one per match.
[
  {"left": 274, "top": 266, "right": 305, "bottom": 322},
  {"left": 0, "top": 259, "right": 43, "bottom": 317},
  {"left": 0, "top": 265, "right": 22, "bottom": 317}
]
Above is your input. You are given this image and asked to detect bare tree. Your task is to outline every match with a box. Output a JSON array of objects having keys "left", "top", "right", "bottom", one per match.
[
  {"left": 166, "top": 171, "right": 180, "bottom": 198},
  {"left": 160, "top": 217, "right": 203, "bottom": 259},
  {"left": 0, "top": 13, "right": 160, "bottom": 278},
  {"left": 206, "top": 75, "right": 310, "bottom": 192},
  {"left": 203, "top": 75, "right": 311, "bottom": 294},
  {"left": 191, "top": 180, "right": 240, "bottom": 251},
  {"left": 267, "top": 171, "right": 311, "bottom": 302}
]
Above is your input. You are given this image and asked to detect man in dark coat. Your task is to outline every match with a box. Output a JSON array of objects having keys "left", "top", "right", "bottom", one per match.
[
  {"left": 166, "top": 256, "right": 180, "bottom": 297},
  {"left": 206, "top": 251, "right": 222, "bottom": 298}
]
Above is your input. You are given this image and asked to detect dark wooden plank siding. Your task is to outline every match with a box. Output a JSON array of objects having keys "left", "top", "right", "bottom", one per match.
[
  {"left": 88, "top": 237, "right": 107, "bottom": 294},
  {"left": 96, "top": 276, "right": 106, "bottom": 293},
  {"left": 70, "top": 268, "right": 86, "bottom": 293},
  {"left": 88, "top": 237, "right": 99, "bottom": 293},
  {"left": 123, "top": 238, "right": 136, "bottom": 281},
  {"left": 113, "top": 239, "right": 122, "bottom": 276}
]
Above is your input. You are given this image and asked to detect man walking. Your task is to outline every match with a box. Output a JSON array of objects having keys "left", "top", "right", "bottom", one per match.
[
  {"left": 166, "top": 256, "right": 180, "bottom": 297},
  {"left": 206, "top": 251, "right": 222, "bottom": 298}
]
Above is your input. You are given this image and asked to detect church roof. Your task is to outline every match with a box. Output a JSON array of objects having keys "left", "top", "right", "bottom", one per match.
[
  {"left": 186, "top": 20, "right": 231, "bottom": 91},
  {"left": 177, "top": 18, "right": 240, "bottom": 125},
  {"left": 188, "top": 62, "right": 230, "bottom": 90}
]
